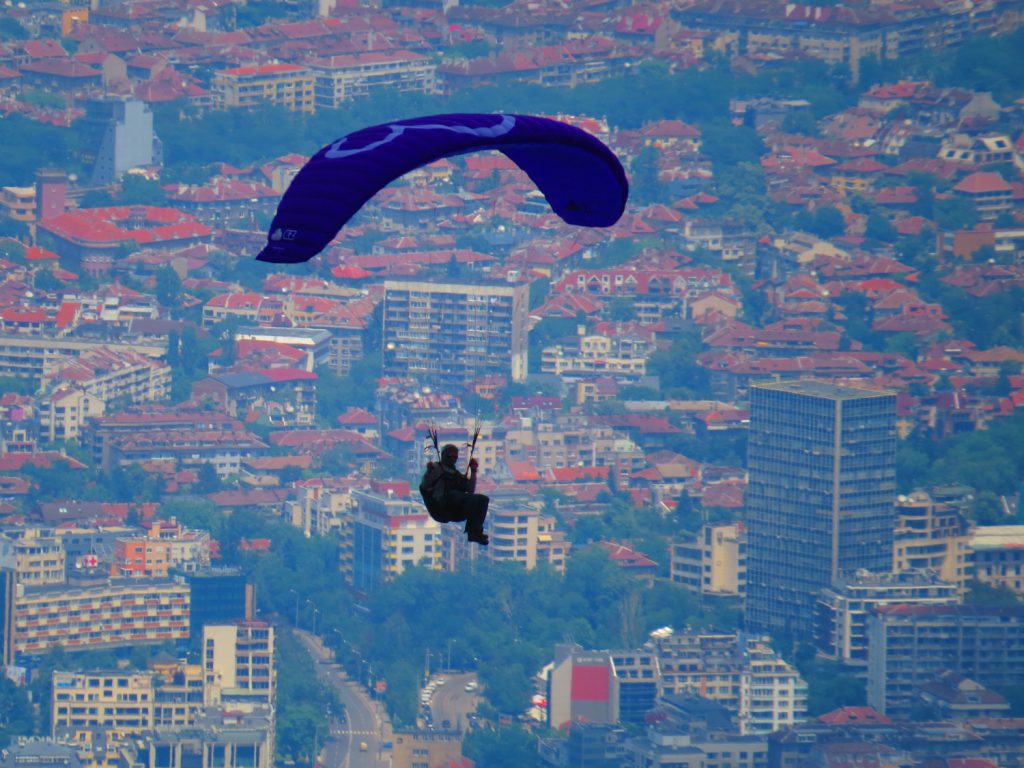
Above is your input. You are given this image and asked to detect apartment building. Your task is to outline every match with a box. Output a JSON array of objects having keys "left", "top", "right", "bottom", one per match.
[
  {"left": 866, "top": 604, "right": 1024, "bottom": 717},
  {"left": 50, "top": 659, "right": 204, "bottom": 732},
  {"left": 212, "top": 63, "right": 314, "bottom": 112},
  {"left": 970, "top": 525, "right": 1024, "bottom": 594},
  {"left": 670, "top": 522, "right": 746, "bottom": 597},
  {"left": 893, "top": 491, "right": 972, "bottom": 593},
  {"left": 814, "top": 570, "right": 960, "bottom": 665},
  {"left": 746, "top": 380, "right": 897, "bottom": 636},
  {"left": 309, "top": 51, "right": 437, "bottom": 108},
  {"left": 8, "top": 531, "right": 66, "bottom": 586},
  {"left": 150, "top": 660, "right": 205, "bottom": 728},
  {"left": 106, "top": 424, "right": 268, "bottom": 478},
  {"left": 7, "top": 578, "right": 189, "bottom": 660},
  {"left": 0, "top": 335, "right": 164, "bottom": 381},
  {"left": 202, "top": 621, "right": 275, "bottom": 707},
  {"left": 347, "top": 480, "right": 440, "bottom": 592},
  {"left": 51, "top": 671, "right": 155, "bottom": 734},
  {"left": 651, "top": 630, "right": 807, "bottom": 735},
  {"left": 110, "top": 538, "right": 171, "bottom": 579},
  {"left": 541, "top": 331, "right": 650, "bottom": 381},
  {"left": 382, "top": 279, "right": 530, "bottom": 386},
  {"left": 435, "top": 490, "right": 570, "bottom": 574}
]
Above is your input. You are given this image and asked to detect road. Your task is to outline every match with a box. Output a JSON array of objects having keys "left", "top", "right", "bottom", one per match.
[
  {"left": 425, "top": 672, "right": 480, "bottom": 733},
  {"left": 294, "top": 629, "right": 393, "bottom": 768}
]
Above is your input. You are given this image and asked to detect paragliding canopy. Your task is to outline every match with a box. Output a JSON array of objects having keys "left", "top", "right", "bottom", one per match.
[{"left": 256, "top": 113, "right": 629, "bottom": 264}]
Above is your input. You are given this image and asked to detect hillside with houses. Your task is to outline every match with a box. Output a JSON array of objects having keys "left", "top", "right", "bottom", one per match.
[{"left": 0, "top": 0, "right": 1024, "bottom": 767}]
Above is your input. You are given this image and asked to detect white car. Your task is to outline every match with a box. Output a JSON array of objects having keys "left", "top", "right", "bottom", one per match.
[{"left": 465, "top": 681, "right": 478, "bottom": 692}]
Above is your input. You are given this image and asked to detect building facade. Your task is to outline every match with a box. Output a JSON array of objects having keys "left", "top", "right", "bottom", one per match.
[
  {"left": 211, "top": 64, "right": 314, "bottom": 112},
  {"left": 866, "top": 604, "right": 1024, "bottom": 717},
  {"left": 202, "top": 621, "right": 275, "bottom": 707},
  {"left": 348, "top": 481, "right": 440, "bottom": 592},
  {"left": 650, "top": 630, "right": 807, "bottom": 736},
  {"left": 382, "top": 279, "right": 530, "bottom": 386},
  {"left": 814, "top": 570, "right": 960, "bottom": 665},
  {"left": 970, "top": 525, "right": 1024, "bottom": 594},
  {"left": 670, "top": 522, "right": 747, "bottom": 597},
  {"left": 745, "top": 380, "right": 897, "bottom": 636},
  {"left": 893, "top": 491, "right": 973, "bottom": 593},
  {"left": 8, "top": 578, "right": 189, "bottom": 660},
  {"left": 309, "top": 51, "right": 437, "bottom": 108}
]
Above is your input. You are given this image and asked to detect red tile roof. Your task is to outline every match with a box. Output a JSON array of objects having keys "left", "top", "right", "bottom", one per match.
[{"left": 954, "top": 171, "right": 1012, "bottom": 194}]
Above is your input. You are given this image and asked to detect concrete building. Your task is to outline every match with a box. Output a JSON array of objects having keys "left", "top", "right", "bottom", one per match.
[
  {"left": 80, "top": 97, "right": 162, "bottom": 186},
  {"left": 438, "top": 488, "right": 569, "bottom": 574},
  {"left": 390, "top": 729, "right": 464, "bottom": 768},
  {"left": 623, "top": 698, "right": 769, "bottom": 768},
  {"left": 541, "top": 330, "right": 651, "bottom": 382},
  {"left": 185, "top": 567, "right": 252, "bottom": 639},
  {"left": 202, "top": 621, "right": 275, "bottom": 708},
  {"left": 745, "top": 380, "right": 897, "bottom": 636},
  {"left": 308, "top": 51, "right": 437, "bottom": 108},
  {"left": 866, "top": 604, "right": 1024, "bottom": 717},
  {"left": 382, "top": 279, "right": 530, "bottom": 386},
  {"left": 608, "top": 649, "right": 660, "bottom": 725},
  {"left": 814, "top": 569, "right": 960, "bottom": 665},
  {"left": 670, "top": 522, "right": 747, "bottom": 597},
  {"left": 7, "top": 578, "right": 190, "bottom": 661},
  {"left": 0, "top": 335, "right": 164, "bottom": 382},
  {"left": 970, "top": 525, "right": 1024, "bottom": 594},
  {"left": 650, "top": 630, "right": 807, "bottom": 736},
  {"left": 212, "top": 63, "right": 314, "bottom": 112},
  {"left": 7, "top": 531, "right": 66, "bottom": 587},
  {"left": 892, "top": 491, "right": 972, "bottom": 593},
  {"left": 118, "top": 705, "right": 275, "bottom": 768},
  {"left": 548, "top": 645, "right": 620, "bottom": 730},
  {"left": 51, "top": 670, "right": 155, "bottom": 734},
  {"left": 347, "top": 480, "right": 440, "bottom": 592}
]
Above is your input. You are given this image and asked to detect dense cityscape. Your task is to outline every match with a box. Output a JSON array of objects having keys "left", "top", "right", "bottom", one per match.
[{"left": 0, "top": 0, "right": 1023, "bottom": 767}]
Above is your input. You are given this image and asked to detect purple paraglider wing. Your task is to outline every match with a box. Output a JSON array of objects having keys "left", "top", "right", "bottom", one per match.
[{"left": 256, "top": 113, "right": 629, "bottom": 264}]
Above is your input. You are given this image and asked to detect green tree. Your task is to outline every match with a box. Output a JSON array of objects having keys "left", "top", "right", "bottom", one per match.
[
  {"left": 155, "top": 266, "right": 182, "bottom": 309},
  {"left": 463, "top": 725, "right": 540, "bottom": 768},
  {"left": 0, "top": 677, "right": 34, "bottom": 747},
  {"left": 797, "top": 657, "right": 866, "bottom": 716},
  {"left": 119, "top": 174, "right": 168, "bottom": 205},
  {"left": 933, "top": 196, "right": 978, "bottom": 231},
  {"left": 865, "top": 212, "right": 897, "bottom": 244},
  {"left": 964, "top": 579, "right": 1022, "bottom": 606},
  {"left": 0, "top": 16, "right": 29, "bottom": 39},
  {"left": 646, "top": 332, "right": 711, "bottom": 399}
]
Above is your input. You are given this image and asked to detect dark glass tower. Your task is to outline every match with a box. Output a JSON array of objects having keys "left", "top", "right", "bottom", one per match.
[{"left": 745, "top": 380, "right": 897, "bottom": 636}]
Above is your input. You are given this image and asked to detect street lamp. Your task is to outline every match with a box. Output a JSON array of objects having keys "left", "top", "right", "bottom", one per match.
[{"left": 306, "top": 599, "right": 320, "bottom": 636}]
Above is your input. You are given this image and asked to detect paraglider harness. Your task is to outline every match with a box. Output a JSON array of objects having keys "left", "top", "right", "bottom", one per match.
[{"left": 418, "top": 424, "right": 480, "bottom": 519}]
